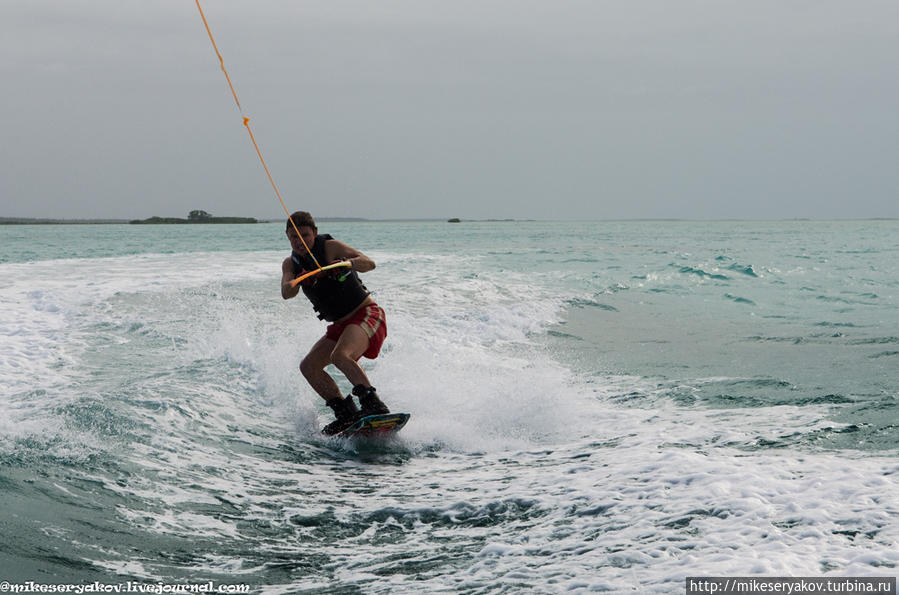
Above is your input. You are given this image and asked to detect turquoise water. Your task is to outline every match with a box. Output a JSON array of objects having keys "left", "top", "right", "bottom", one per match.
[{"left": 1, "top": 221, "right": 897, "bottom": 591}]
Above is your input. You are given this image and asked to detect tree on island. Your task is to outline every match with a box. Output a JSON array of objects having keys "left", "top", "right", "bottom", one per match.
[{"left": 188, "top": 210, "right": 213, "bottom": 221}]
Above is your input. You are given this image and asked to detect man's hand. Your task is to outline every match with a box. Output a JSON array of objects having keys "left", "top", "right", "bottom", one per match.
[
  {"left": 281, "top": 257, "right": 304, "bottom": 299},
  {"left": 295, "top": 269, "right": 318, "bottom": 286}
]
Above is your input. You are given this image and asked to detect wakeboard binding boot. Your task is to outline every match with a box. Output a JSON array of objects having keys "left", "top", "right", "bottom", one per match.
[
  {"left": 353, "top": 384, "right": 390, "bottom": 417},
  {"left": 322, "top": 395, "right": 360, "bottom": 435}
]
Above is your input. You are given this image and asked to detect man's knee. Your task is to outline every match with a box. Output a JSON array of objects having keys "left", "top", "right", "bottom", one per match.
[
  {"left": 329, "top": 347, "right": 353, "bottom": 369},
  {"left": 299, "top": 355, "right": 322, "bottom": 379}
]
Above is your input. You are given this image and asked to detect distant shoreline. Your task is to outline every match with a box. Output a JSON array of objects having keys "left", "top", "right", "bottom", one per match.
[
  {"left": 0, "top": 218, "right": 531, "bottom": 226},
  {"left": 0, "top": 218, "right": 130, "bottom": 225},
  {"left": 1, "top": 217, "right": 896, "bottom": 226},
  {"left": 0, "top": 217, "right": 451, "bottom": 225}
]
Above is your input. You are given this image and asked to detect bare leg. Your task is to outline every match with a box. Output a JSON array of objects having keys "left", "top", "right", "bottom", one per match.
[
  {"left": 330, "top": 324, "right": 372, "bottom": 388},
  {"left": 299, "top": 336, "right": 343, "bottom": 401}
]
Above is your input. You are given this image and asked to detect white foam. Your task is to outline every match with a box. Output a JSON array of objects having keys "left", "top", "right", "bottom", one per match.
[{"left": 0, "top": 251, "right": 280, "bottom": 443}]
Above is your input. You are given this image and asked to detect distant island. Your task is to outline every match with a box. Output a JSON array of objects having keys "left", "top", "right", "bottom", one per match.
[{"left": 130, "top": 210, "right": 257, "bottom": 224}]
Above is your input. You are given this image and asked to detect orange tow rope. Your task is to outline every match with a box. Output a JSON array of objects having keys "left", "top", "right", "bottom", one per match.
[{"left": 194, "top": 0, "right": 322, "bottom": 270}]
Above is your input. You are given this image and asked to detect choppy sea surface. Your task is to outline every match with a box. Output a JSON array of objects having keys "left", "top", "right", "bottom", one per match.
[{"left": 1, "top": 220, "right": 897, "bottom": 592}]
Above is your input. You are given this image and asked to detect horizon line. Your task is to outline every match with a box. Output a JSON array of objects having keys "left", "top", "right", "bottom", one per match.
[{"left": 1, "top": 216, "right": 897, "bottom": 225}]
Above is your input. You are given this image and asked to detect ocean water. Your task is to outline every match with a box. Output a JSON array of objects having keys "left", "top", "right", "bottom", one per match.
[{"left": 1, "top": 220, "right": 897, "bottom": 592}]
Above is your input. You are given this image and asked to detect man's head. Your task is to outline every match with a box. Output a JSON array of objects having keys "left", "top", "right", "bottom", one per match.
[
  {"left": 286, "top": 211, "right": 316, "bottom": 233},
  {"left": 286, "top": 211, "right": 317, "bottom": 255}
]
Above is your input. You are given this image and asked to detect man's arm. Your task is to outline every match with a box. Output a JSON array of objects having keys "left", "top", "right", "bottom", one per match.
[
  {"left": 281, "top": 256, "right": 301, "bottom": 300},
  {"left": 325, "top": 240, "right": 375, "bottom": 273}
]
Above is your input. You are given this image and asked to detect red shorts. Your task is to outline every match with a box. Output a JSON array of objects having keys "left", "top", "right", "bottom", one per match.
[{"left": 325, "top": 303, "right": 387, "bottom": 360}]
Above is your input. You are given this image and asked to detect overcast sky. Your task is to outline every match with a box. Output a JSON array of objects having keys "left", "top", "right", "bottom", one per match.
[{"left": 2, "top": 0, "right": 898, "bottom": 220}]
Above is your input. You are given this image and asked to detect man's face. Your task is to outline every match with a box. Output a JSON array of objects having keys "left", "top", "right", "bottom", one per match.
[{"left": 287, "top": 225, "right": 316, "bottom": 255}]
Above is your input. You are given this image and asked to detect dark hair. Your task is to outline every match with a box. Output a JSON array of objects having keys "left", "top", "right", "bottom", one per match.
[{"left": 286, "top": 211, "right": 316, "bottom": 232}]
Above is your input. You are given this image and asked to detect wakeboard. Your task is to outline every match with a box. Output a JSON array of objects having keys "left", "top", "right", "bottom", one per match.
[{"left": 333, "top": 413, "right": 410, "bottom": 438}]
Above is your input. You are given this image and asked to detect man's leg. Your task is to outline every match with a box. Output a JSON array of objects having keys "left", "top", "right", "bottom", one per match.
[
  {"left": 331, "top": 325, "right": 389, "bottom": 415},
  {"left": 300, "top": 336, "right": 343, "bottom": 401},
  {"left": 302, "top": 334, "right": 372, "bottom": 434},
  {"left": 329, "top": 324, "right": 372, "bottom": 387}
]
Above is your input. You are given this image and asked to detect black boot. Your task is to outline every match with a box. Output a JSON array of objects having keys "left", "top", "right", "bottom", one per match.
[
  {"left": 322, "top": 395, "right": 360, "bottom": 435},
  {"left": 353, "top": 384, "right": 390, "bottom": 416}
]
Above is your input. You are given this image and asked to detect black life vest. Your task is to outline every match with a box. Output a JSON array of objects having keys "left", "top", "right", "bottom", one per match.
[{"left": 291, "top": 234, "right": 370, "bottom": 322}]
